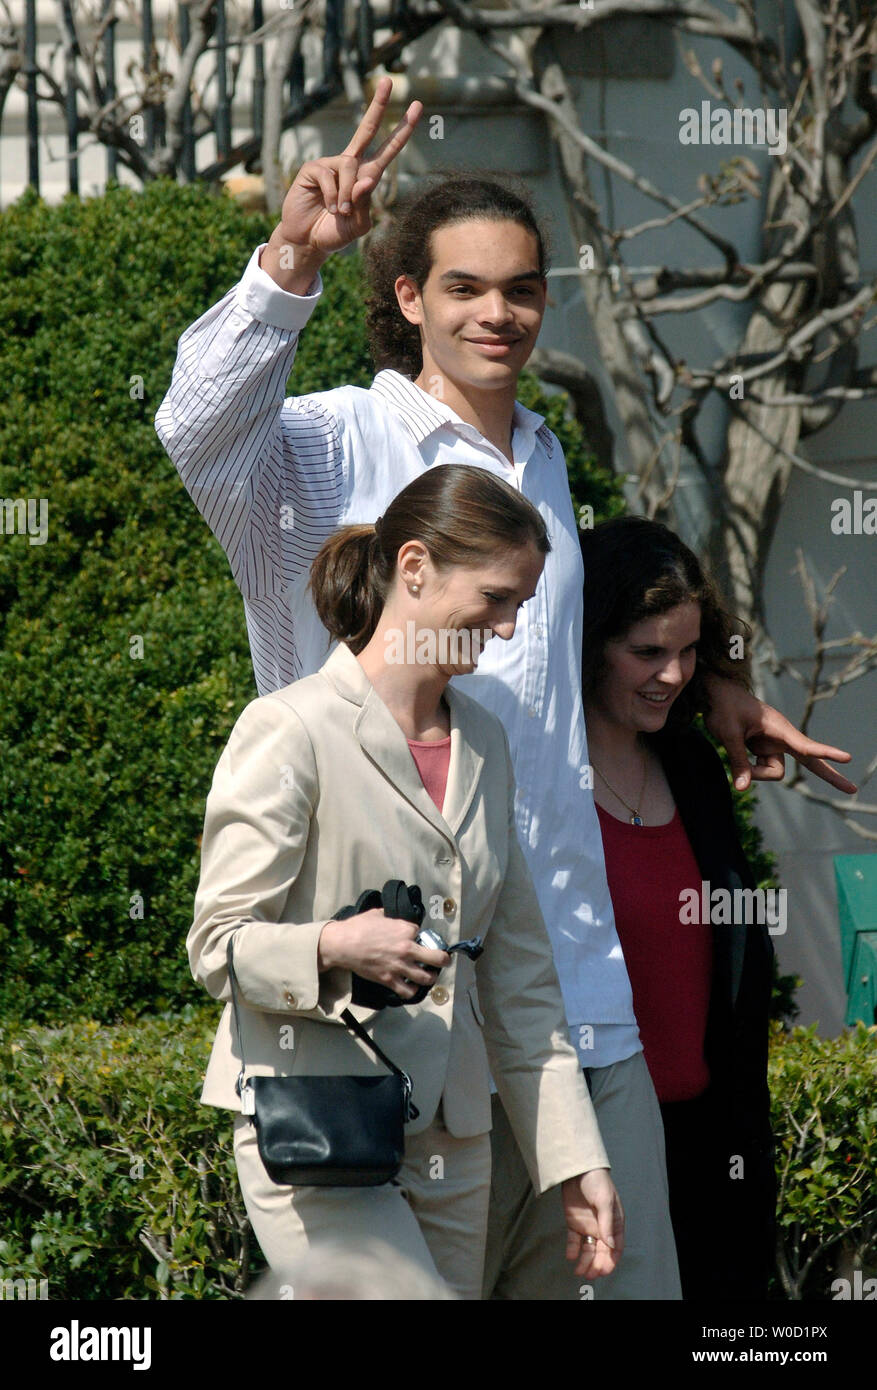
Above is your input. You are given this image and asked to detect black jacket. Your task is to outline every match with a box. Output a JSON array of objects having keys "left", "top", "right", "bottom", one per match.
[{"left": 642, "top": 725, "right": 777, "bottom": 1296}]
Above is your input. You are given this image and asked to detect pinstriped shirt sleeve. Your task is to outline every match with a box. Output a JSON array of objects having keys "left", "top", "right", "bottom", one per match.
[{"left": 155, "top": 245, "right": 345, "bottom": 603}]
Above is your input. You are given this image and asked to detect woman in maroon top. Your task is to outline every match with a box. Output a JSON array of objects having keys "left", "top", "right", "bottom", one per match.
[{"left": 580, "top": 516, "right": 776, "bottom": 1300}]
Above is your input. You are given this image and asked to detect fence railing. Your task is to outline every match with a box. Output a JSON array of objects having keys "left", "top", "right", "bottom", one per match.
[{"left": 8, "top": 0, "right": 437, "bottom": 198}]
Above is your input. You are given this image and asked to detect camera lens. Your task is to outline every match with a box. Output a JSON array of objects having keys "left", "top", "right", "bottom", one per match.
[{"left": 416, "top": 927, "right": 448, "bottom": 953}]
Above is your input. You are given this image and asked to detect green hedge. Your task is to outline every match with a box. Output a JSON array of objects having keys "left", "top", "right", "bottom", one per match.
[
  {"left": 0, "top": 1006, "right": 249, "bottom": 1300},
  {"left": 2, "top": 1012, "right": 872, "bottom": 1300},
  {"left": 770, "top": 1021, "right": 877, "bottom": 1299},
  {"left": 0, "top": 180, "right": 623, "bottom": 1026}
]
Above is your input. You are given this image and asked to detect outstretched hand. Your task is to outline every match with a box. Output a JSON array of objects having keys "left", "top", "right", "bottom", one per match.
[
  {"left": 278, "top": 77, "right": 422, "bottom": 257},
  {"left": 702, "top": 677, "right": 857, "bottom": 794}
]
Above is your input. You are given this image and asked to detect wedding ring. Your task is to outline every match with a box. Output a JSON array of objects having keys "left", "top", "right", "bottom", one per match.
[{"left": 583, "top": 1235, "right": 596, "bottom": 1245}]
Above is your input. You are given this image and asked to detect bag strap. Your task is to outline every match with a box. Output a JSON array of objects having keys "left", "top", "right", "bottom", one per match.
[
  {"left": 338, "top": 1006, "right": 411, "bottom": 1083},
  {"left": 226, "top": 936, "right": 419, "bottom": 1119}
]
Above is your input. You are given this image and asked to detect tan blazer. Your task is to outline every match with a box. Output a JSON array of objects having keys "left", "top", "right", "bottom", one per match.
[{"left": 189, "top": 642, "right": 609, "bottom": 1194}]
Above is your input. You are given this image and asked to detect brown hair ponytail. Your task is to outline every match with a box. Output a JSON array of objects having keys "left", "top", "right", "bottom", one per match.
[
  {"left": 308, "top": 525, "right": 389, "bottom": 657},
  {"left": 308, "top": 465, "right": 551, "bottom": 655}
]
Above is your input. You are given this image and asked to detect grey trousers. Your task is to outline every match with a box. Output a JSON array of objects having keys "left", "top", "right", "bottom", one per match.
[{"left": 483, "top": 1050, "right": 682, "bottom": 1300}]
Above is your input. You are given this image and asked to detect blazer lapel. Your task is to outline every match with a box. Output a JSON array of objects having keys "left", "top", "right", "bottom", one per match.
[
  {"left": 318, "top": 643, "right": 485, "bottom": 843},
  {"left": 441, "top": 684, "right": 487, "bottom": 837}
]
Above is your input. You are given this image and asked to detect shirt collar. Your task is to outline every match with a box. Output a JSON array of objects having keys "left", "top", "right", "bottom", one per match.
[{"left": 370, "top": 369, "right": 554, "bottom": 457}]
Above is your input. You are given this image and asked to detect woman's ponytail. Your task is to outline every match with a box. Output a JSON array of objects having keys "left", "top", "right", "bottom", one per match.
[{"left": 308, "top": 523, "right": 390, "bottom": 655}]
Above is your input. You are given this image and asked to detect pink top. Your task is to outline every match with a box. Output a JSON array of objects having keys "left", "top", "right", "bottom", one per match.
[{"left": 407, "top": 736, "right": 452, "bottom": 812}]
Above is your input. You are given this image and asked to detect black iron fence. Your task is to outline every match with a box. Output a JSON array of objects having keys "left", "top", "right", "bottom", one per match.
[{"left": 11, "top": 0, "right": 436, "bottom": 197}]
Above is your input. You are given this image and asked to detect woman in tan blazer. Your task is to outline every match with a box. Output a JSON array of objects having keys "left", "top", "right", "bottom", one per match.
[{"left": 189, "top": 464, "right": 623, "bottom": 1299}]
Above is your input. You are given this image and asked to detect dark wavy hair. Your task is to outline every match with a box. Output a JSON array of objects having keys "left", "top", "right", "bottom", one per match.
[
  {"left": 363, "top": 175, "right": 550, "bottom": 378},
  {"left": 580, "top": 516, "right": 752, "bottom": 728},
  {"left": 308, "top": 465, "right": 551, "bottom": 655}
]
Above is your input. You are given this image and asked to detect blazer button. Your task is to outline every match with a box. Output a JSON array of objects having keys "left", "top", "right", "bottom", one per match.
[
  {"left": 430, "top": 985, "right": 450, "bottom": 1005},
  {"left": 442, "top": 898, "right": 456, "bottom": 916},
  {"left": 284, "top": 990, "right": 297, "bottom": 1008}
]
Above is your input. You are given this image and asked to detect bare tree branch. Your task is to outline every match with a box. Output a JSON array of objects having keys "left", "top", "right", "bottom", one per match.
[
  {"left": 528, "top": 346, "right": 616, "bottom": 469},
  {"left": 698, "top": 285, "right": 875, "bottom": 392},
  {"left": 155, "top": 0, "right": 217, "bottom": 180},
  {"left": 445, "top": 8, "right": 743, "bottom": 268},
  {"left": 261, "top": 1, "right": 310, "bottom": 214}
]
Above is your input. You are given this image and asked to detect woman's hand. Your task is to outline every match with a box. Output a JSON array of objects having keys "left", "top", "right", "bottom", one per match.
[
  {"left": 561, "top": 1169, "right": 625, "bottom": 1279},
  {"left": 317, "top": 910, "right": 449, "bottom": 1001}
]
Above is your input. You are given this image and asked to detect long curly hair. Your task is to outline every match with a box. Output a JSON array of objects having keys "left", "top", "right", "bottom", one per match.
[
  {"left": 363, "top": 174, "right": 551, "bottom": 379},
  {"left": 580, "top": 516, "right": 752, "bottom": 728}
]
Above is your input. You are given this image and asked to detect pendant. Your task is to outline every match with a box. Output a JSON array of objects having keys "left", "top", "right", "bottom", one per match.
[{"left": 630, "top": 813, "right": 643, "bottom": 826}]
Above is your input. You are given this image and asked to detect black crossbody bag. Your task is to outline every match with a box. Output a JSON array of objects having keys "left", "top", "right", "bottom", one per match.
[{"left": 227, "top": 936, "right": 419, "bottom": 1188}]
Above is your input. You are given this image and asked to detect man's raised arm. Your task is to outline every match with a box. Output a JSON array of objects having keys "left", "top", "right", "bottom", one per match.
[{"left": 154, "top": 79, "right": 422, "bottom": 600}]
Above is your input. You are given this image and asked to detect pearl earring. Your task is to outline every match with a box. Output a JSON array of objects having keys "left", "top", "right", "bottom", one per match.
[{"left": 410, "top": 584, "right": 420, "bottom": 596}]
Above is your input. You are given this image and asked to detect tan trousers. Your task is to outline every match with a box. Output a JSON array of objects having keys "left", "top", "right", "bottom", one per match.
[
  {"left": 483, "top": 1051, "right": 682, "bottom": 1300},
  {"left": 233, "top": 1107, "right": 492, "bottom": 1300}
]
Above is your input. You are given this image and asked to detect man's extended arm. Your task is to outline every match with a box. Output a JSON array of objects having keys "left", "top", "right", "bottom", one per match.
[{"left": 701, "top": 672, "right": 857, "bottom": 795}]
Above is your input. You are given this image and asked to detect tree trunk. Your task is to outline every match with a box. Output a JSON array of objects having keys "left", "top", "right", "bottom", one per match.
[
  {"left": 534, "top": 42, "right": 670, "bottom": 517},
  {"left": 716, "top": 147, "right": 861, "bottom": 629}
]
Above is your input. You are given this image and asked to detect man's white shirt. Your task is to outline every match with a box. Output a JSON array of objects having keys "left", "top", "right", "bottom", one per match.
[{"left": 156, "top": 244, "right": 641, "bottom": 1066}]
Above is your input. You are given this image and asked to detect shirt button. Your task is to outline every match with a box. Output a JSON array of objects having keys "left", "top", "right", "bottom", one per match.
[
  {"left": 534, "top": 625, "right": 543, "bottom": 638},
  {"left": 437, "top": 855, "right": 452, "bottom": 866},
  {"left": 528, "top": 706, "right": 537, "bottom": 718},
  {"left": 283, "top": 990, "right": 297, "bottom": 1008},
  {"left": 442, "top": 898, "right": 456, "bottom": 916},
  {"left": 430, "top": 985, "right": 450, "bottom": 1006}
]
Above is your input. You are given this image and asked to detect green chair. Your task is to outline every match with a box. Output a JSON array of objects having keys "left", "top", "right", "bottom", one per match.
[{"left": 834, "top": 854, "right": 877, "bottom": 1027}]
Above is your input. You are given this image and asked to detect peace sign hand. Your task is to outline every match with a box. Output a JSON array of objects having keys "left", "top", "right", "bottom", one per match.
[{"left": 274, "top": 77, "right": 422, "bottom": 266}]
